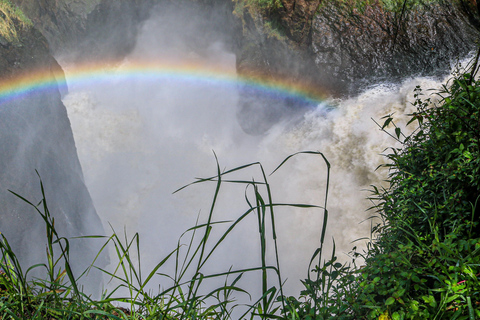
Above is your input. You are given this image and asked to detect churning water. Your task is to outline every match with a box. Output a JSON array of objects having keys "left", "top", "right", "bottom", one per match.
[{"left": 61, "top": 4, "right": 455, "bottom": 297}]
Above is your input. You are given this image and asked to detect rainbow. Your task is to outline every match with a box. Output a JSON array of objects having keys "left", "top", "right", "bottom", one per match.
[{"left": 0, "top": 59, "right": 330, "bottom": 105}]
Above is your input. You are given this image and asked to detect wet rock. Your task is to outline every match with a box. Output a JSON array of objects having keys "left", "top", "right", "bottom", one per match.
[
  {"left": 277, "top": 0, "right": 322, "bottom": 46},
  {"left": 236, "top": 0, "right": 480, "bottom": 97},
  {"left": 234, "top": 2, "right": 341, "bottom": 134},
  {"left": 10, "top": 0, "right": 156, "bottom": 59},
  {"left": 0, "top": 35, "right": 9, "bottom": 48},
  {"left": 74, "top": 0, "right": 155, "bottom": 61},
  {"left": 0, "top": 17, "right": 104, "bottom": 289},
  {"left": 312, "top": 0, "right": 480, "bottom": 91},
  {"left": 10, "top": 0, "right": 101, "bottom": 52}
]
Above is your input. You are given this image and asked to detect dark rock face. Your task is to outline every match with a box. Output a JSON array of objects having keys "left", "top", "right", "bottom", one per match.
[
  {"left": 0, "top": 23, "right": 58, "bottom": 77},
  {"left": 10, "top": 0, "right": 156, "bottom": 60},
  {"left": 12, "top": 0, "right": 480, "bottom": 95},
  {"left": 231, "top": 0, "right": 480, "bottom": 133},
  {"left": 71, "top": 0, "right": 155, "bottom": 62},
  {"left": 10, "top": 0, "right": 101, "bottom": 53},
  {"left": 236, "top": 0, "right": 480, "bottom": 96},
  {"left": 0, "top": 17, "right": 104, "bottom": 285},
  {"left": 76, "top": 0, "right": 240, "bottom": 62},
  {"left": 312, "top": 0, "right": 480, "bottom": 90},
  {"left": 234, "top": 2, "right": 340, "bottom": 134},
  {"left": 277, "top": 0, "right": 322, "bottom": 46}
]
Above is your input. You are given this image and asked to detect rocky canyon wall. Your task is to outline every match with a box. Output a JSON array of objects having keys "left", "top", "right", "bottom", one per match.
[
  {"left": 0, "top": 3, "right": 104, "bottom": 282},
  {"left": 234, "top": 0, "right": 480, "bottom": 95}
]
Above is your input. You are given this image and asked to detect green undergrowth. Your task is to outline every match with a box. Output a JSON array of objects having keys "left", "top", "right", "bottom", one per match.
[
  {"left": 0, "top": 151, "right": 330, "bottom": 319},
  {"left": 355, "top": 57, "right": 480, "bottom": 319},
  {"left": 0, "top": 0, "right": 32, "bottom": 43},
  {"left": 272, "top": 56, "right": 480, "bottom": 320}
]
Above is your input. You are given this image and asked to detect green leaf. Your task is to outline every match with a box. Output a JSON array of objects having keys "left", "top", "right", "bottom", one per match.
[
  {"left": 395, "top": 127, "right": 401, "bottom": 139},
  {"left": 386, "top": 297, "right": 395, "bottom": 306},
  {"left": 382, "top": 117, "right": 393, "bottom": 129},
  {"left": 392, "top": 311, "right": 402, "bottom": 320}
]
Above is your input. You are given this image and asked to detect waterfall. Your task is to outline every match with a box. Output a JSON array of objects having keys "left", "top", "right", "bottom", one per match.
[{"left": 60, "top": 3, "right": 458, "bottom": 297}]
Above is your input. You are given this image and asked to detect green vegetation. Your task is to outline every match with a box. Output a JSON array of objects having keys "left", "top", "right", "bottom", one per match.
[
  {"left": 355, "top": 60, "right": 480, "bottom": 319},
  {"left": 232, "top": 0, "right": 282, "bottom": 14},
  {"left": 0, "top": 0, "right": 32, "bottom": 43},
  {"left": 0, "top": 152, "right": 330, "bottom": 319},
  {"left": 278, "top": 58, "right": 480, "bottom": 319}
]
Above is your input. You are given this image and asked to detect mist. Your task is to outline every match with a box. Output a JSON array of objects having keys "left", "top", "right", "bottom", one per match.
[{"left": 59, "top": 1, "right": 449, "bottom": 299}]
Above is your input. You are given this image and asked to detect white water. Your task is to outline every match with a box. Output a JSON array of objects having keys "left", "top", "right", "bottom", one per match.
[{"left": 61, "top": 5, "right": 453, "bottom": 300}]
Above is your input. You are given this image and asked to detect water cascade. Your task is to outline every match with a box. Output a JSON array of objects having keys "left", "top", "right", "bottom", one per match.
[{"left": 58, "top": 3, "right": 458, "bottom": 297}]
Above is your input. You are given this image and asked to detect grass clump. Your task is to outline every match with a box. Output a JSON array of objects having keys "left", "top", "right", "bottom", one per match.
[
  {"left": 0, "top": 0, "right": 32, "bottom": 43},
  {"left": 0, "top": 152, "right": 330, "bottom": 319}
]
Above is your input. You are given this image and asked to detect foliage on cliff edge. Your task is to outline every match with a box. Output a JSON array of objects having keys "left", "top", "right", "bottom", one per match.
[
  {"left": 279, "top": 60, "right": 480, "bottom": 319},
  {"left": 0, "top": 0, "right": 32, "bottom": 43},
  {"left": 360, "top": 61, "right": 480, "bottom": 319}
]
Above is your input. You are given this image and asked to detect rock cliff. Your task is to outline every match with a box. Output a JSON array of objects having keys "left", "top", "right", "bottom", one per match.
[
  {"left": 10, "top": 0, "right": 480, "bottom": 93},
  {"left": 10, "top": 0, "right": 155, "bottom": 60},
  {"left": 312, "top": 0, "right": 479, "bottom": 88},
  {"left": 234, "top": 0, "right": 480, "bottom": 93},
  {"left": 231, "top": 0, "right": 480, "bottom": 132},
  {"left": 10, "top": 0, "right": 101, "bottom": 52},
  {"left": 0, "top": 5, "right": 104, "bottom": 285}
]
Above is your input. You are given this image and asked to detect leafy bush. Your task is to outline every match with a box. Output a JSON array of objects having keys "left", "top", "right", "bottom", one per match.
[
  {"left": 278, "top": 246, "right": 360, "bottom": 320},
  {"left": 355, "top": 232, "right": 480, "bottom": 319},
  {"left": 374, "top": 70, "right": 480, "bottom": 244},
  {"left": 279, "top": 58, "right": 480, "bottom": 320},
  {"left": 354, "top": 60, "right": 480, "bottom": 319}
]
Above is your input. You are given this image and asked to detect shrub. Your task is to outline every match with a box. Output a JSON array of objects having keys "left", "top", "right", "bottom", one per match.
[
  {"left": 279, "top": 57, "right": 480, "bottom": 320},
  {"left": 355, "top": 59, "right": 480, "bottom": 319},
  {"left": 374, "top": 68, "right": 480, "bottom": 244}
]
